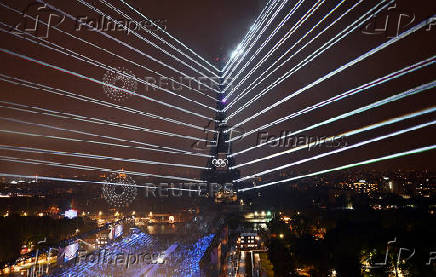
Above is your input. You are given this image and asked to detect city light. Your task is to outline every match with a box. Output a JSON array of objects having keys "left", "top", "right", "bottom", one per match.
[
  {"left": 64, "top": 209, "right": 78, "bottom": 219},
  {"left": 0, "top": 0, "right": 433, "bottom": 276}
]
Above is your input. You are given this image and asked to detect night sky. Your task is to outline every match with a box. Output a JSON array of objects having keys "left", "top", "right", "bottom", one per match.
[{"left": 0, "top": 0, "right": 434, "bottom": 184}]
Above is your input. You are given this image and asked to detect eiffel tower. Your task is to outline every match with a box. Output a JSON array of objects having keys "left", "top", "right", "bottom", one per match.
[{"left": 201, "top": 76, "right": 240, "bottom": 197}]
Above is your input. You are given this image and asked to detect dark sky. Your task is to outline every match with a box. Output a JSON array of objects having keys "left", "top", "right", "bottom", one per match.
[{"left": 0, "top": 0, "right": 434, "bottom": 183}]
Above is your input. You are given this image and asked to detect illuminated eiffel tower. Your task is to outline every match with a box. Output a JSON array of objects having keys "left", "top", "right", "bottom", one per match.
[{"left": 201, "top": 77, "right": 240, "bottom": 200}]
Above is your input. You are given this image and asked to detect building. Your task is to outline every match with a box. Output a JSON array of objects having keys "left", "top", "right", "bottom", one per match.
[
  {"left": 340, "top": 180, "right": 379, "bottom": 194},
  {"left": 237, "top": 233, "right": 260, "bottom": 250}
]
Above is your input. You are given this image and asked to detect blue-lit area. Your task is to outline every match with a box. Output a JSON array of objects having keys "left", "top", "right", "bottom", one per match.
[
  {"left": 45, "top": 228, "right": 216, "bottom": 277},
  {"left": 50, "top": 232, "right": 155, "bottom": 277},
  {"left": 173, "top": 234, "right": 215, "bottom": 276}
]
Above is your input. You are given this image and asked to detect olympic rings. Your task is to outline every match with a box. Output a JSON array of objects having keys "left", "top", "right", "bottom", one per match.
[{"left": 212, "top": 158, "right": 228, "bottom": 167}]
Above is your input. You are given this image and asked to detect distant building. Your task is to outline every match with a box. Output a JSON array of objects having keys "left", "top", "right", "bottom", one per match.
[
  {"left": 339, "top": 180, "right": 379, "bottom": 194},
  {"left": 237, "top": 233, "right": 260, "bottom": 250}
]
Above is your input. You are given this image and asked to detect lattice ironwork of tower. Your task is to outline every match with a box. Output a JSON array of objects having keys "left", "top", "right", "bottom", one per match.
[{"left": 201, "top": 79, "right": 240, "bottom": 185}]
